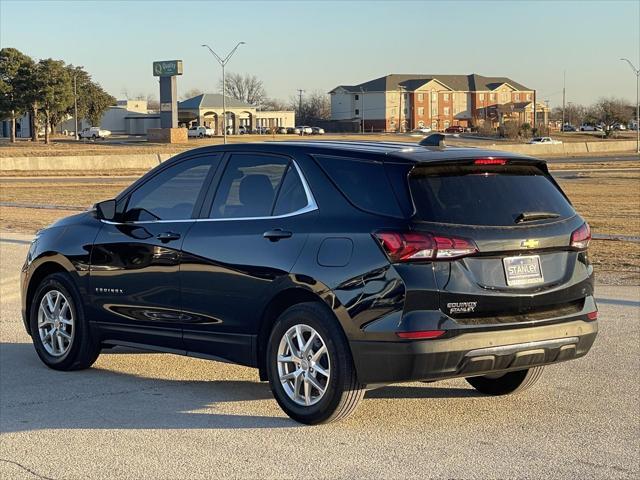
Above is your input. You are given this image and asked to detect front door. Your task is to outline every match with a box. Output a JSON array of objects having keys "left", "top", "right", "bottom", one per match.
[
  {"left": 89, "top": 155, "right": 218, "bottom": 351},
  {"left": 180, "top": 152, "right": 316, "bottom": 364}
]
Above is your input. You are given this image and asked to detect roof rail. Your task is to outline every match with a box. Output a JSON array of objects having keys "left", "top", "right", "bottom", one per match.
[{"left": 418, "top": 133, "right": 446, "bottom": 147}]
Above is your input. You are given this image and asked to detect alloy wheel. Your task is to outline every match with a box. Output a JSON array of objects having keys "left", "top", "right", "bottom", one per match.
[
  {"left": 38, "top": 290, "right": 74, "bottom": 357},
  {"left": 277, "top": 324, "right": 330, "bottom": 406}
]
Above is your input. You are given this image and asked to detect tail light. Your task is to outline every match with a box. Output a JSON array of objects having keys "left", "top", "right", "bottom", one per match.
[
  {"left": 396, "top": 330, "right": 446, "bottom": 340},
  {"left": 586, "top": 310, "right": 598, "bottom": 321},
  {"left": 570, "top": 223, "right": 591, "bottom": 250},
  {"left": 474, "top": 158, "right": 507, "bottom": 165},
  {"left": 374, "top": 231, "right": 478, "bottom": 262}
]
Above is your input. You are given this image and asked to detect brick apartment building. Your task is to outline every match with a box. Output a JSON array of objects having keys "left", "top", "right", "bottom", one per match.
[{"left": 329, "top": 73, "right": 549, "bottom": 132}]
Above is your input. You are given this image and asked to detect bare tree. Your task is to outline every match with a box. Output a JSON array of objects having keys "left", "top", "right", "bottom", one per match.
[
  {"left": 219, "top": 72, "right": 266, "bottom": 106},
  {"left": 292, "top": 90, "right": 331, "bottom": 124},
  {"left": 145, "top": 94, "right": 160, "bottom": 111},
  {"left": 180, "top": 88, "right": 203, "bottom": 100},
  {"left": 591, "top": 97, "right": 633, "bottom": 134},
  {"left": 260, "top": 97, "right": 291, "bottom": 111}
]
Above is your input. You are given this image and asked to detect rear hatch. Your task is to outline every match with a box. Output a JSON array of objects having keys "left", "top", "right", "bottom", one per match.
[{"left": 394, "top": 158, "right": 593, "bottom": 324}]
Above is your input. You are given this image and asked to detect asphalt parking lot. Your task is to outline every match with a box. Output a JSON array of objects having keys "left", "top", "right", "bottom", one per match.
[{"left": 0, "top": 233, "right": 638, "bottom": 479}]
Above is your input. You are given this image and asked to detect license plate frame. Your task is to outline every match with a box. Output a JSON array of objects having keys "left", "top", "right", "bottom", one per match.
[{"left": 503, "top": 255, "right": 544, "bottom": 287}]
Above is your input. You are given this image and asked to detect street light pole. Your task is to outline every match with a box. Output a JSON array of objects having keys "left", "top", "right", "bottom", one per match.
[
  {"left": 620, "top": 58, "right": 640, "bottom": 154},
  {"left": 73, "top": 66, "right": 83, "bottom": 141},
  {"left": 202, "top": 42, "right": 246, "bottom": 145}
]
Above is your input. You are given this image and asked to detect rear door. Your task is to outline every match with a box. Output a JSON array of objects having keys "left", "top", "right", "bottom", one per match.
[
  {"left": 179, "top": 152, "right": 316, "bottom": 364},
  {"left": 406, "top": 160, "right": 592, "bottom": 320}
]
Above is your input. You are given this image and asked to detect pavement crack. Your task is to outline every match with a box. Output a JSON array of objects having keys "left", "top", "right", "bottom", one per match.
[{"left": 0, "top": 458, "right": 56, "bottom": 480}]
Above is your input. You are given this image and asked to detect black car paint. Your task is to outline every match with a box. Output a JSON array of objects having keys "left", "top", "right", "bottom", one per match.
[{"left": 22, "top": 142, "right": 598, "bottom": 385}]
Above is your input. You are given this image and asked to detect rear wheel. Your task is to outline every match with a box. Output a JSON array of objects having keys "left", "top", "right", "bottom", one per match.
[
  {"left": 29, "top": 273, "right": 101, "bottom": 371},
  {"left": 466, "top": 366, "right": 545, "bottom": 396},
  {"left": 267, "top": 302, "right": 365, "bottom": 424}
]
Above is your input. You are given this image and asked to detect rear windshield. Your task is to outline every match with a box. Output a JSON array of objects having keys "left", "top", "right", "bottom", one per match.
[{"left": 409, "top": 165, "right": 575, "bottom": 226}]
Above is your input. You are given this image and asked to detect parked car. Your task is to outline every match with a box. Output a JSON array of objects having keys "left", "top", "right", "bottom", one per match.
[
  {"left": 612, "top": 123, "right": 626, "bottom": 131},
  {"left": 411, "top": 127, "right": 432, "bottom": 134},
  {"left": 79, "top": 127, "right": 111, "bottom": 140},
  {"left": 311, "top": 127, "right": 325, "bottom": 135},
  {"left": 444, "top": 125, "right": 464, "bottom": 134},
  {"left": 286, "top": 127, "right": 301, "bottom": 135},
  {"left": 21, "top": 141, "right": 597, "bottom": 424},
  {"left": 253, "top": 126, "right": 270, "bottom": 134},
  {"left": 529, "top": 137, "right": 562, "bottom": 145},
  {"left": 188, "top": 126, "right": 214, "bottom": 138},
  {"left": 296, "top": 126, "right": 313, "bottom": 135},
  {"left": 238, "top": 126, "right": 251, "bottom": 135},
  {"left": 560, "top": 124, "right": 577, "bottom": 132},
  {"left": 276, "top": 127, "right": 288, "bottom": 134},
  {"left": 579, "top": 124, "right": 603, "bottom": 132}
]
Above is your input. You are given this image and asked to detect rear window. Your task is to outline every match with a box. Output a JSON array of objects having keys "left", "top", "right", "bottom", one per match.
[
  {"left": 314, "top": 155, "right": 403, "bottom": 217},
  {"left": 409, "top": 165, "right": 575, "bottom": 226}
]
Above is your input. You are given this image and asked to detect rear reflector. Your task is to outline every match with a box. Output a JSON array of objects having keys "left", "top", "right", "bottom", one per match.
[
  {"left": 474, "top": 158, "right": 507, "bottom": 165},
  {"left": 570, "top": 223, "right": 591, "bottom": 250},
  {"left": 396, "top": 330, "right": 446, "bottom": 339},
  {"left": 586, "top": 311, "right": 598, "bottom": 321},
  {"left": 374, "top": 231, "right": 478, "bottom": 262}
]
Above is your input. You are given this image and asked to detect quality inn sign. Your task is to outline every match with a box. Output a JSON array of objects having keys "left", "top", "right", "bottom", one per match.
[{"left": 153, "top": 60, "right": 183, "bottom": 77}]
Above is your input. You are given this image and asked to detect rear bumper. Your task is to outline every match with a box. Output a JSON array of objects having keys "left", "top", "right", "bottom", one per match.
[{"left": 350, "top": 319, "right": 598, "bottom": 385}]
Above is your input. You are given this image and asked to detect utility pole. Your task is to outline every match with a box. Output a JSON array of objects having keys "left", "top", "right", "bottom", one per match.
[
  {"left": 297, "top": 89, "right": 304, "bottom": 134},
  {"left": 620, "top": 58, "right": 640, "bottom": 154},
  {"left": 360, "top": 87, "right": 365, "bottom": 134},
  {"left": 202, "top": 42, "right": 246, "bottom": 144},
  {"left": 561, "top": 70, "right": 566, "bottom": 131},
  {"left": 73, "top": 71, "right": 79, "bottom": 141}
]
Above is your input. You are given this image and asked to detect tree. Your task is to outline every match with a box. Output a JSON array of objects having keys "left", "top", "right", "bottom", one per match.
[
  {"left": 219, "top": 72, "right": 266, "bottom": 106},
  {"left": 145, "top": 94, "right": 159, "bottom": 111},
  {"left": 0, "top": 48, "right": 35, "bottom": 142},
  {"left": 181, "top": 88, "right": 203, "bottom": 100},
  {"left": 292, "top": 90, "right": 331, "bottom": 124},
  {"left": 591, "top": 97, "right": 633, "bottom": 135},
  {"left": 259, "top": 97, "right": 291, "bottom": 111},
  {"left": 61, "top": 65, "right": 115, "bottom": 131},
  {"left": 37, "top": 59, "right": 73, "bottom": 144}
]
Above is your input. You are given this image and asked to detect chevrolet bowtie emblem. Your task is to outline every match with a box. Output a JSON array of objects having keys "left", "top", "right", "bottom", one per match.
[{"left": 521, "top": 239, "right": 540, "bottom": 248}]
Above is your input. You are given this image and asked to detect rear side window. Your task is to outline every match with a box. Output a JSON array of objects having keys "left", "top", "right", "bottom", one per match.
[
  {"left": 273, "top": 164, "right": 308, "bottom": 216},
  {"left": 314, "top": 155, "right": 403, "bottom": 217},
  {"left": 410, "top": 165, "right": 575, "bottom": 226}
]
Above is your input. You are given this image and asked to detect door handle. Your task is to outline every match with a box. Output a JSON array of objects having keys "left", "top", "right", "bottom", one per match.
[
  {"left": 156, "top": 231, "right": 181, "bottom": 242},
  {"left": 263, "top": 229, "right": 292, "bottom": 242}
]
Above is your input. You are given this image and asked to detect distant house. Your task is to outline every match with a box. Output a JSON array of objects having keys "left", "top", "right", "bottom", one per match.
[
  {"left": 330, "top": 73, "right": 548, "bottom": 132},
  {"left": 178, "top": 94, "right": 295, "bottom": 134}
]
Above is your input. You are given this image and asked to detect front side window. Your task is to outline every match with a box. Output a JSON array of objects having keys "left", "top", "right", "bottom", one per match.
[
  {"left": 210, "top": 154, "right": 309, "bottom": 219},
  {"left": 123, "top": 156, "right": 215, "bottom": 222}
]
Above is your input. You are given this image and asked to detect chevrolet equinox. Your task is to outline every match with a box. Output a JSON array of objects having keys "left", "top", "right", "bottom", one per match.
[{"left": 21, "top": 140, "right": 598, "bottom": 424}]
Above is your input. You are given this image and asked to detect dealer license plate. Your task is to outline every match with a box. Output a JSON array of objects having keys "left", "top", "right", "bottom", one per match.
[{"left": 503, "top": 255, "right": 544, "bottom": 286}]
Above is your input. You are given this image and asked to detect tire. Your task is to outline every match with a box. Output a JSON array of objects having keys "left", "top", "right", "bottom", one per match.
[
  {"left": 466, "top": 366, "right": 545, "bottom": 396},
  {"left": 29, "top": 272, "right": 101, "bottom": 371},
  {"left": 266, "top": 302, "right": 365, "bottom": 425},
  {"left": 92, "top": 134, "right": 97, "bottom": 140}
]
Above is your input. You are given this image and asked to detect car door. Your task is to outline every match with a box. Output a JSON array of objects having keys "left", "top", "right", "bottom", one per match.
[
  {"left": 89, "top": 154, "right": 218, "bottom": 351},
  {"left": 179, "top": 152, "right": 317, "bottom": 365}
]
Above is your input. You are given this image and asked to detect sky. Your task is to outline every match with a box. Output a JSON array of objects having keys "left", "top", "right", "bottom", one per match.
[{"left": 1, "top": 0, "right": 639, "bottom": 107}]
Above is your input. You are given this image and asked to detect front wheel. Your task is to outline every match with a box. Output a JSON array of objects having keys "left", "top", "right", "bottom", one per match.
[
  {"left": 29, "top": 273, "right": 101, "bottom": 371},
  {"left": 267, "top": 302, "right": 365, "bottom": 425},
  {"left": 466, "top": 366, "right": 545, "bottom": 396}
]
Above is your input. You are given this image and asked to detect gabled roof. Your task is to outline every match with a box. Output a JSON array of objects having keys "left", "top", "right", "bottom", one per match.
[
  {"left": 178, "top": 93, "right": 254, "bottom": 110},
  {"left": 330, "top": 74, "right": 530, "bottom": 93}
]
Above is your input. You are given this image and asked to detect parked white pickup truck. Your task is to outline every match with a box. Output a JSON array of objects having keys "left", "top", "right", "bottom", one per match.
[
  {"left": 79, "top": 127, "right": 111, "bottom": 139},
  {"left": 188, "top": 126, "right": 214, "bottom": 138}
]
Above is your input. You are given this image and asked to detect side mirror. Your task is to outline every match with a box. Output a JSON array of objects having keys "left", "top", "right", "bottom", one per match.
[{"left": 95, "top": 199, "right": 117, "bottom": 221}]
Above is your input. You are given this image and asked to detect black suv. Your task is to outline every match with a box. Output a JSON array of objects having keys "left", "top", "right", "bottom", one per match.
[{"left": 21, "top": 141, "right": 598, "bottom": 424}]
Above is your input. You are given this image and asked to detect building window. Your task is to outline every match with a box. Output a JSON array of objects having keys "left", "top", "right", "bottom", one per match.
[
  {"left": 501, "top": 93, "right": 507, "bottom": 102},
  {"left": 355, "top": 109, "right": 359, "bottom": 115},
  {"left": 354, "top": 94, "right": 359, "bottom": 100},
  {"left": 444, "top": 93, "right": 449, "bottom": 101},
  {"left": 432, "top": 91, "right": 437, "bottom": 101},
  {"left": 479, "top": 93, "right": 485, "bottom": 101},
  {"left": 417, "top": 93, "right": 424, "bottom": 101},
  {"left": 418, "top": 107, "right": 424, "bottom": 116},
  {"left": 490, "top": 93, "right": 495, "bottom": 101},
  {"left": 431, "top": 107, "right": 437, "bottom": 116},
  {"left": 444, "top": 107, "right": 450, "bottom": 116},
  {"left": 403, "top": 93, "right": 408, "bottom": 100},
  {"left": 444, "top": 121, "right": 450, "bottom": 128},
  {"left": 452, "top": 93, "right": 456, "bottom": 101},
  {"left": 514, "top": 93, "right": 520, "bottom": 101},
  {"left": 526, "top": 93, "right": 531, "bottom": 101},
  {"left": 403, "top": 108, "right": 408, "bottom": 115}
]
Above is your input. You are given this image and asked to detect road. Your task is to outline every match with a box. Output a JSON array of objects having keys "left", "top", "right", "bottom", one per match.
[{"left": 0, "top": 234, "right": 638, "bottom": 479}]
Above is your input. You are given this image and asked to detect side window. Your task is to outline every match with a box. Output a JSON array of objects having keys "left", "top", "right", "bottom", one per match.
[
  {"left": 314, "top": 155, "right": 403, "bottom": 218},
  {"left": 273, "top": 164, "right": 309, "bottom": 216},
  {"left": 210, "top": 154, "right": 289, "bottom": 219},
  {"left": 123, "top": 156, "right": 214, "bottom": 222}
]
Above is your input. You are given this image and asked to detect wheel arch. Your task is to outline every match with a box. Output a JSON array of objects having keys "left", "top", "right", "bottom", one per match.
[{"left": 256, "top": 287, "right": 350, "bottom": 381}]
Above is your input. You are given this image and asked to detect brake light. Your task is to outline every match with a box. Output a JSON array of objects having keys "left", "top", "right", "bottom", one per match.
[
  {"left": 474, "top": 158, "right": 507, "bottom": 165},
  {"left": 570, "top": 223, "right": 591, "bottom": 250},
  {"left": 586, "top": 311, "right": 598, "bottom": 321},
  {"left": 396, "top": 330, "right": 446, "bottom": 339},
  {"left": 374, "top": 231, "right": 478, "bottom": 262}
]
